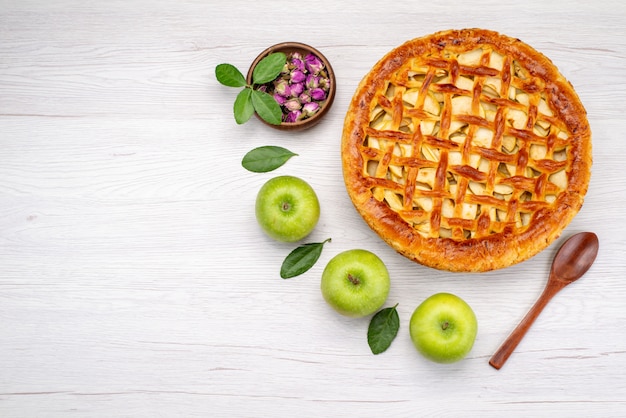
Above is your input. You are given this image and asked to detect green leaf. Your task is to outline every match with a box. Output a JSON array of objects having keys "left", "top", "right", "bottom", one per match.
[
  {"left": 215, "top": 63, "right": 247, "bottom": 87},
  {"left": 234, "top": 88, "right": 254, "bottom": 124},
  {"left": 242, "top": 145, "right": 298, "bottom": 173},
  {"left": 280, "top": 238, "right": 331, "bottom": 279},
  {"left": 250, "top": 89, "right": 282, "bottom": 125},
  {"left": 367, "top": 304, "right": 400, "bottom": 355},
  {"left": 252, "top": 52, "right": 286, "bottom": 84}
]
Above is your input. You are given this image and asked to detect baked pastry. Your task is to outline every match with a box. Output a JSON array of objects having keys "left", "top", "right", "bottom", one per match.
[{"left": 342, "top": 29, "right": 591, "bottom": 272}]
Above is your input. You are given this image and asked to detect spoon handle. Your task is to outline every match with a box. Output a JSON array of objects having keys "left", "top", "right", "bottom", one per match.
[{"left": 489, "top": 281, "right": 564, "bottom": 370}]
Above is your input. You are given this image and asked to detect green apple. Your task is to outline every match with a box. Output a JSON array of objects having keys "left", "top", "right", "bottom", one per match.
[
  {"left": 320, "top": 249, "right": 390, "bottom": 318},
  {"left": 255, "top": 175, "right": 320, "bottom": 242},
  {"left": 409, "top": 293, "right": 477, "bottom": 364}
]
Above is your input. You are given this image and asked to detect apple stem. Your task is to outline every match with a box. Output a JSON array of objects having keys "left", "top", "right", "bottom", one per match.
[
  {"left": 347, "top": 273, "right": 360, "bottom": 286},
  {"left": 281, "top": 201, "right": 291, "bottom": 211},
  {"left": 441, "top": 321, "right": 449, "bottom": 330}
]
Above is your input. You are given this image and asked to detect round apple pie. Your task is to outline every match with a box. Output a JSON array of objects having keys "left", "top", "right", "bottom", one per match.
[{"left": 342, "top": 29, "right": 592, "bottom": 272}]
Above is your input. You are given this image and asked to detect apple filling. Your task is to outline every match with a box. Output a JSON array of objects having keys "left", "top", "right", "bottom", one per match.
[{"left": 363, "top": 46, "right": 573, "bottom": 240}]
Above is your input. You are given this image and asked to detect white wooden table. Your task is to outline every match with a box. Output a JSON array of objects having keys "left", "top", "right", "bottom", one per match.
[{"left": 2, "top": 1, "right": 626, "bottom": 416}]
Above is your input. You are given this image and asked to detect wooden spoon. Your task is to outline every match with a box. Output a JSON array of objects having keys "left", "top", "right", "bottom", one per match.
[{"left": 489, "top": 232, "right": 599, "bottom": 370}]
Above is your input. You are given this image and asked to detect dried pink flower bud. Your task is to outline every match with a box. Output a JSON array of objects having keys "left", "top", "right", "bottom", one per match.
[
  {"left": 290, "top": 82, "right": 304, "bottom": 97},
  {"left": 290, "top": 70, "right": 306, "bottom": 84},
  {"left": 309, "top": 87, "right": 327, "bottom": 101},
  {"left": 302, "top": 102, "right": 320, "bottom": 117},
  {"left": 291, "top": 51, "right": 303, "bottom": 61},
  {"left": 273, "top": 93, "right": 287, "bottom": 105},
  {"left": 319, "top": 77, "right": 331, "bottom": 90},
  {"left": 305, "top": 74, "right": 320, "bottom": 89},
  {"left": 273, "top": 78, "right": 291, "bottom": 97},
  {"left": 284, "top": 98, "right": 302, "bottom": 111},
  {"left": 291, "top": 57, "right": 305, "bottom": 72},
  {"left": 285, "top": 110, "right": 302, "bottom": 123},
  {"left": 304, "top": 53, "right": 324, "bottom": 75}
]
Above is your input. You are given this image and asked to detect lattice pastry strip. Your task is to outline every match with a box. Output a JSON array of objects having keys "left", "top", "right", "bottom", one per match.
[{"left": 343, "top": 29, "right": 591, "bottom": 271}]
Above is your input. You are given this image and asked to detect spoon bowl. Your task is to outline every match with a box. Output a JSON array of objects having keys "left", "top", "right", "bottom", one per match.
[
  {"left": 489, "top": 232, "right": 599, "bottom": 370},
  {"left": 551, "top": 232, "right": 600, "bottom": 283}
]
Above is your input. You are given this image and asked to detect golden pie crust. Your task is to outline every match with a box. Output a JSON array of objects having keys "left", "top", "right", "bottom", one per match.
[{"left": 342, "top": 29, "right": 592, "bottom": 272}]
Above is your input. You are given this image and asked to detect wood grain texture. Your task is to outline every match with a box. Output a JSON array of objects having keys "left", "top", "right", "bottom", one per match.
[{"left": 2, "top": 0, "right": 626, "bottom": 416}]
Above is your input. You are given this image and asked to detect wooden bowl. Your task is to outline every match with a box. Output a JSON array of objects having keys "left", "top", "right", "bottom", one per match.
[{"left": 246, "top": 42, "right": 336, "bottom": 131}]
